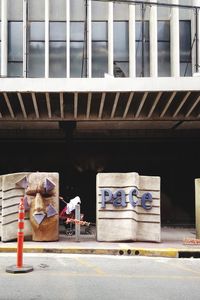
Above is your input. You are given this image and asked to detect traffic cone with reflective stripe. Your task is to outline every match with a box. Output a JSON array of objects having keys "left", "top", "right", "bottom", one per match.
[
  {"left": 6, "top": 197, "right": 33, "bottom": 274},
  {"left": 17, "top": 197, "right": 25, "bottom": 268}
]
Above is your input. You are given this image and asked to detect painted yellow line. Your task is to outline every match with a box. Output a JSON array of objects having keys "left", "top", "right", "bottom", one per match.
[{"left": 75, "top": 257, "right": 107, "bottom": 275}]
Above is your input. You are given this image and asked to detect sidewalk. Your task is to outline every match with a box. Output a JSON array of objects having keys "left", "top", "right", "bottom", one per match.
[{"left": 0, "top": 227, "right": 200, "bottom": 258}]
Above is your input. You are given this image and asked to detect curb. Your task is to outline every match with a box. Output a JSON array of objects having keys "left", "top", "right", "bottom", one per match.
[{"left": 1, "top": 246, "right": 200, "bottom": 258}]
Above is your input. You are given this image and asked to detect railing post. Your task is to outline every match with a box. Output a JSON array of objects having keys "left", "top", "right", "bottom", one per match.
[{"left": 75, "top": 204, "right": 80, "bottom": 242}]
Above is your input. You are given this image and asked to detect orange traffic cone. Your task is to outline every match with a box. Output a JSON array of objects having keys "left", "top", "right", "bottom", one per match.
[{"left": 6, "top": 197, "right": 33, "bottom": 274}]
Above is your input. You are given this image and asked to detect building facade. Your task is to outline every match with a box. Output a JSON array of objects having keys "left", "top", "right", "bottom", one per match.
[{"left": 0, "top": 0, "right": 199, "bottom": 226}]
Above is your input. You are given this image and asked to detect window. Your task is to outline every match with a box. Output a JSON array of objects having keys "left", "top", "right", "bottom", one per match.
[
  {"left": 8, "top": 22, "right": 23, "bottom": 77},
  {"left": 180, "top": 21, "right": 192, "bottom": 76},
  {"left": 158, "top": 21, "right": 170, "bottom": 77},
  {"left": 136, "top": 21, "right": 150, "bottom": 77},
  {"left": 70, "top": 22, "right": 85, "bottom": 77},
  {"left": 28, "top": 22, "right": 45, "bottom": 77},
  {"left": 49, "top": 22, "right": 66, "bottom": 77},
  {"left": 0, "top": 22, "right": 1, "bottom": 73},
  {"left": 114, "top": 22, "right": 129, "bottom": 77},
  {"left": 92, "top": 21, "right": 108, "bottom": 78}
]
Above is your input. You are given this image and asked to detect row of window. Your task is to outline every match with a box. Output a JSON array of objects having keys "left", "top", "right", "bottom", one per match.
[{"left": 0, "top": 20, "right": 192, "bottom": 78}]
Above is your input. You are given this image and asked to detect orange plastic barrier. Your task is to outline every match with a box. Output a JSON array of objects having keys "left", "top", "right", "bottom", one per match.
[{"left": 17, "top": 197, "right": 25, "bottom": 268}]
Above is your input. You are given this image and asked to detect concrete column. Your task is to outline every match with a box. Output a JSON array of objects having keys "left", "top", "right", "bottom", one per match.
[
  {"left": 108, "top": 2, "right": 114, "bottom": 76},
  {"left": 195, "top": 179, "right": 200, "bottom": 239},
  {"left": 45, "top": 0, "right": 49, "bottom": 78},
  {"left": 170, "top": 0, "right": 180, "bottom": 77},
  {"left": 129, "top": 4, "right": 136, "bottom": 78},
  {"left": 66, "top": 0, "right": 70, "bottom": 78},
  {"left": 1, "top": 0, "right": 8, "bottom": 77},
  {"left": 149, "top": 0, "right": 158, "bottom": 77},
  {"left": 194, "top": 0, "right": 200, "bottom": 73},
  {"left": 23, "top": 0, "right": 27, "bottom": 77},
  {"left": 87, "top": 0, "right": 92, "bottom": 78}
]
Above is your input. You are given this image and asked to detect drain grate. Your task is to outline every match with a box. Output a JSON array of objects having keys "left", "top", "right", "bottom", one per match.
[{"left": 179, "top": 251, "right": 200, "bottom": 258}]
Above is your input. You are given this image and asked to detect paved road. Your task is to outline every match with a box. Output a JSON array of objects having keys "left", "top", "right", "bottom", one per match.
[{"left": 0, "top": 253, "right": 200, "bottom": 300}]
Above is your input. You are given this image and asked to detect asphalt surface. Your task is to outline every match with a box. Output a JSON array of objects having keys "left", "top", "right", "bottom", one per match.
[{"left": 1, "top": 253, "right": 200, "bottom": 300}]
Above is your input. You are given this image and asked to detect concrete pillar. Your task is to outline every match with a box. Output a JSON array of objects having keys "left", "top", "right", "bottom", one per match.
[
  {"left": 108, "top": 2, "right": 114, "bottom": 76},
  {"left": 45, "top": 0, "right": 49, "bottom": 78},
  {"left": 195, "top": 179, "right": 200, "bottom": 239},
  {"left": 87, "top": 0, "right": 92, "bottom": 78},
  {"left": 193, "top": 0, "right": 200, "bottom": 73},
  {"left": 170, "top": 0, "right": 180, "bottom": 77},
  {"left": 1, "top": 0, "right": 8, "bottom": 77},
  {"left": 149, "top": 0, "right": 158, "bottom": 77},
  {"left": 66, "top": 0, "right": 70, "bottom": 78},
  {"left": 129, "top": 4, "right": 136, "bottom": 77}
]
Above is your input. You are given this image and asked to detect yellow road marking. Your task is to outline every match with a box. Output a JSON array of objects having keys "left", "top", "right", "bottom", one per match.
[{"left": 74, "top": 257, "right": 107, "bottom": 276}]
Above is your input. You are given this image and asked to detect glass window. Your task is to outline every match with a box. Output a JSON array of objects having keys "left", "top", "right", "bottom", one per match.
[
  {"left": 49, "top": 0, "right": 66, "bottom": 21},
  {"left": 28, "top": 42, "right": 45, "bottom": 77},
  {"left": 70, "top": 22, "right": 85, "bottom": 41},
  {"left": 180, "top": 63, "right": 192, "bottom": 77},
  {"left": 8, "top": 22, "right": 23, "bottom": 77},
  {"left": 136, "top": 21, "right": 149, "bottom": 41},
  {"left": 70, "top": 22, "right": 86, "bottom": 77},
  {"left": 70, "top": 0, "right": 85, "bottom": 21},
  {"left": 158, "top": 42, "right": 170, "bottom": 76},
  {"left": 30, "top": 22, "right": 45, "bottom": 41},
  {"left": 114, "top": 22, "right": 128, "bottom": 77},
  {"left": 0, "top": 22, "right": 1, "bottom": 74},
  {"left": 49, "top": 42, "right": 66, "bottom": 78},
  {"left": 0, "top": 42, "right": 1, "bottom": 72},
  {"left": 70, "top": 42, "right": 85, "bottom": 77},
  {"left": 28, "top": 22, "right": 45, "bottom": 77},
  {"left": 158, "top": 21, "right": 170, "bottom": 77},
  {"left": 8, "top": 0, "right": 23, "bottom": 21},
  {"left": 92, "top": 22, "right": 108, "bottom": 78},
  {"left": 28, "top": 0, "right": 45, "bottom": 21},
  {"left": 136, "top": 21, "right": 149, "bottom": 77},
  {"left": 158, "top": 21, "right": 170, "bottom": 41},
  {"left": 92, "top": 42, "right": 108, "bottom": 77},
  {"left": 50, "top": 22, "right": 66, "bottom": 41},
  {"left": 180, "top": 21, "right": 191, "bottom": 76},
  {"left": 114, "top": 22, "right": 128, "bottom": 62},
  {"left": 92, "top": 22, "right": 107, "bottom": 41},
  {"left": 8, "top": 62, "right": 23, "bottom": 77},
  {"left": 136, "top": 42, "right": 150, "bottom": 77},
  {"left": 8, "top": 22, "right": 23, "bottom": 61},
  {"left": 92, "top": 2, "right": 108, "bottom": 21}
]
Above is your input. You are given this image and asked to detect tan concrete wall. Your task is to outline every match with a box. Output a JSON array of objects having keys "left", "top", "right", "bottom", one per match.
[
  {"left": 97, "top": 172, "right": 161, "bottom": 242},
  {"left": 1, "top": 172, "right": 31, "bottom": 242}
]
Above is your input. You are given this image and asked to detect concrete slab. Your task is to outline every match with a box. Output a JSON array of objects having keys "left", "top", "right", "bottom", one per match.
[{"left": 0, "top": 227, "right": 199, "bottom": 258}]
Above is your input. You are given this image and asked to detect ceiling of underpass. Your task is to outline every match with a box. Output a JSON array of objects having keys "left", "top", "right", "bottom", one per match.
[{"left": 0, "top": 90, "right": 199, "bottom": 139}]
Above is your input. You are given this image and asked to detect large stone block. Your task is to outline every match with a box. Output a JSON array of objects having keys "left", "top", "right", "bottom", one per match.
[
  {"left": 96, "top": 172, "right": 161, "bottom": 242},
  {"left": 2, "top": 173, "right": 31, "bottom": 242},
  {"left": 1, "top": 172, "right": 59, "bottom": 242}
]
